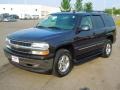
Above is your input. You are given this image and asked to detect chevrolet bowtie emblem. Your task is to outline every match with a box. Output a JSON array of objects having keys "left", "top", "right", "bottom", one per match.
[{"left": 14, "top": 44, "right": 19, "bottom": 48}]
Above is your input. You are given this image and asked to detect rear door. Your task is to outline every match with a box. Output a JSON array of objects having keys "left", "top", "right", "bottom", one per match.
[
  {"left": 91, "top": 15, "right": 106, "bottom": 48},
  {"left": 101, "top": 14, "right": 116, "bottom": 43}
]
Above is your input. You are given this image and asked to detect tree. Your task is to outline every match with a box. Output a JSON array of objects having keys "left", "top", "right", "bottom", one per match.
[
  {"left": 74, "top": 0, "right": 83, "bottom": 12},
  {"left": 84, "top": 2, "right": 93, "bottom": 12},
  {"left": 105, "top": 8, "right": 120, "bottom": 15},
  {"left": 60, "top": 0, "right": 71, "bottom": 12},
  {"left": 113, "top": 7, "right": 120, "bottom": 15},
  {"left": 105, "top": 9, "right": 112, "bottom": 15}
]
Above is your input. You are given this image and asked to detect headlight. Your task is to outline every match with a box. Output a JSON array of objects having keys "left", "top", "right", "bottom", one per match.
[
  {"left": 6, "top": 38, "right": 10, "bottom": 44},
  {"left": 6, "top": 38, "right": 11, "bottom": 48},
  {"left": 31, "top": 42, "right": 49, "bottom": 55},
  {"left": 31, "top": 42, "right": 49, "bottom": 50}
]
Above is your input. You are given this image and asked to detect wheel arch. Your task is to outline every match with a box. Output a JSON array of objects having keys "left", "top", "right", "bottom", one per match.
[
  {"left": 55, "top": 44, "right": 75, "bottom": 60},
  {"left": 106, "top": 35, "right": 114, "bottom": 43}
]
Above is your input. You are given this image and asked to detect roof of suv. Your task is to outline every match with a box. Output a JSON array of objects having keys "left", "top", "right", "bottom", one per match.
[{"left": 52, "top": 11, "right": 108, "bottom": 16}]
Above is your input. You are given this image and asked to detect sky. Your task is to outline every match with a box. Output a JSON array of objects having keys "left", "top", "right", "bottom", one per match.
[{"left": 0, "top": 0, "right": 120, "bottom": 10}]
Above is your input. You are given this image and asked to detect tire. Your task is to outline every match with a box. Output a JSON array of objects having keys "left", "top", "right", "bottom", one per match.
[
  {"left": 53, "top": 49, "right": 73, "bottom": 77},
  {"left": 102, "top": 39, "right": 112, "bottom": 58}
]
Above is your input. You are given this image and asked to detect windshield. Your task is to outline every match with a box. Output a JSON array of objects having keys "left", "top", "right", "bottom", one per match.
[{"left": 36, "top": 14, "right": 76, "bottom": 30}]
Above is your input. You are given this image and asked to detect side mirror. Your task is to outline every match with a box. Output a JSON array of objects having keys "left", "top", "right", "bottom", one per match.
[{"left": 80, "top": 25, "right": 90, "bottom": 31}]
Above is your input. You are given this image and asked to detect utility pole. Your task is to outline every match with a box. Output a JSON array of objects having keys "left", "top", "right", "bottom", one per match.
[
  {"left": 104, "top": 0, "right": 106, "bottom": 11},
  {"left": 112, "top": 2, "right": 114, "bottom": 16},
  {"left": 112, "top": 7, "right": 115, "bottom": 16}
]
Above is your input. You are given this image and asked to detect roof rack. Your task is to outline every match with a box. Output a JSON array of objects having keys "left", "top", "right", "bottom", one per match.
[
  {"left": 90, "top": 11, "right": 105, "bottom": 13},
  {"left": 71, "top": 10, "right": 87, "bottom": 13},
  {"left": 71, "top": 10, "right": 105, "bottom": 13}
]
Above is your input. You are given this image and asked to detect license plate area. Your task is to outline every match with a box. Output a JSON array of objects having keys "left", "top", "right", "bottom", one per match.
[{"left": 11, "top": 55, "right": 19, "bottom": 63}]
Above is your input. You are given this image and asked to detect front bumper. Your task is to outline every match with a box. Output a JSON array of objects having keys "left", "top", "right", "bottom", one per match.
[{"left": 4, "top": 48, "right": 54, "bottom": 73}]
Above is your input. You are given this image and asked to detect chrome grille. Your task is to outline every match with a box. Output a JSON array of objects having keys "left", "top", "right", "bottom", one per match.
[
  {"left": 10, "top": 40, "right": 31, "bottom": 46},
  {"left": 9, "top": 40, "right": 31, "bottom": 54}
]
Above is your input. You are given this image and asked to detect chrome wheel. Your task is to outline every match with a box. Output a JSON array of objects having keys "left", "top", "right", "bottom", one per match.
[
  {"left": 106, "top": 43, "right": 111, "bottom": 55},
  {"left": 58, "top": 55, "right": 70, "bottom": 73}
]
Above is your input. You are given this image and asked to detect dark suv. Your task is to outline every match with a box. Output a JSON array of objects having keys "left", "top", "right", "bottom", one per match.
[{"left": 4, "top": 12, "right": 116, "bottom": 77}]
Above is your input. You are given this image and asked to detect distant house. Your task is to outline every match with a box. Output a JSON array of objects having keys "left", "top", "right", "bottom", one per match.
[{"left": 0, "top": 4, "right": 59, "bottom": 19}]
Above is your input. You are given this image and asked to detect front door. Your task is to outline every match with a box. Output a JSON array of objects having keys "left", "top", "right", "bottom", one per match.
[{"left": 74, "top": 15, "right": 96, "bottom": 57}]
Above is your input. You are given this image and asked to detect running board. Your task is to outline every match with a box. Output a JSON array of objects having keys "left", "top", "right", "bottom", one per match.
[{"left": 74, "top": 50, "right": 102, "bottom": 64}]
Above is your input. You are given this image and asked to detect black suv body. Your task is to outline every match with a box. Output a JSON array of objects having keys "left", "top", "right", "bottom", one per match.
[{"left": 4, "top": 12, "right": 116, "bottom": 77}]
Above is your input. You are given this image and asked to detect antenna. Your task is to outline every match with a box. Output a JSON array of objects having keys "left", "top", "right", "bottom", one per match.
[{"left": 72, "top": 10, "right": 76, "bottom": 13}]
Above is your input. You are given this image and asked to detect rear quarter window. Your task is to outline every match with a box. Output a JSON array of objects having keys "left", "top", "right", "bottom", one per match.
[{"left": 102, "top": 14, "right": 115, "bottom": 27}]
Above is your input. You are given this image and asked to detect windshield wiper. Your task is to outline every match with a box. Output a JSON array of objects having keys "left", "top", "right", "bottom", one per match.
[
  {"left": 36, "top": 26, "right": 62, "bottom": 30},
  {"left": 47, "top": 26, "right": 62, "bottom": 30},
  {"left": 36, "top": 26, "right": 46, "bottom": 28}
]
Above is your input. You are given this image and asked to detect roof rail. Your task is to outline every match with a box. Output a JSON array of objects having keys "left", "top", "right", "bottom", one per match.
[
  {"left": 71, "top": 10, "right": 105, "bottom": 13},
  {"left": 91, "top": 11, "right": 105, "bottom": 13},
  {"left": 71, "top": 10, "right": 87, "bottom": 13},
  {"left": 71, "top": 10, "right": 106, "bottom": 14}
]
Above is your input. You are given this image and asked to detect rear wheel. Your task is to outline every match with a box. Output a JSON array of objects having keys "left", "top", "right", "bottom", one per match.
[
  {"left": 102, "top": 40, "right": 112, "bottom": 58},
  {"left": 53, "top": 49, "right": 73, "bottom": 77}
]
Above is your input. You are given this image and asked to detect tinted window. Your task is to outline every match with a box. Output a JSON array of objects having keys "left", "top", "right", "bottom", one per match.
[
  {"left": 80, "top": 16, "right": 93, "bottom": 29},
  {"left": 92, "top": 15, "right": 104, "bottom": 29},
  {"left": 102, "top": 14, "right": 115, "bottom": 27},
  {"left": 37, "top": 14, "right": 76, "bottom": 30}
]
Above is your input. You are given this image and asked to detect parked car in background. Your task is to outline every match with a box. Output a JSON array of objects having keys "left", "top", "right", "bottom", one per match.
[
  {"left": 10, "top": 14, "right": 19, "bottom": 19},
  {"left": 3, "top": 16, "right": 17, "bottom": 22},
  {"left": 20, "top": 14, "right": 39, "bottom": 20},
  {"left": 24, "top": 14, "right": 32, "bottom": 20},
  {"left": 0, "top": 15, "right": 3, "bottom": 22},
  {"left": 31, "top": 15, "right": 39, "bottom": 20},
  {"left": 0, "top": 13, "right": 8, "bottom": 22},
  {"left": 0, "top": 13, "right": 18, "bottom": 22},
  {"left": 1, "top": 13, "right": 9, "bottom": 18}
]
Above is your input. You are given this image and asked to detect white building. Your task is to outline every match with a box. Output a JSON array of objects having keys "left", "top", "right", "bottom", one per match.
[{"left": 0, "top": 4, "right": 59, "bottom": 19}]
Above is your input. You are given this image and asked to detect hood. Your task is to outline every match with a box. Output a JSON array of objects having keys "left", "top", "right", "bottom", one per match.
[{"left": 8, "top": 28, "right": 73, "bottom": 42}]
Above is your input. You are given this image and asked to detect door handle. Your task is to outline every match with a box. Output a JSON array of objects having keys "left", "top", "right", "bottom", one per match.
[
  {"left": 90, "top": 36, "right": 95, "bottom": 38},
  {"left": 93, "top": 32, "right": 96, "bottom": 36},
  {"left": 90, "top": 33, "right": 96, "bottom": 38}
]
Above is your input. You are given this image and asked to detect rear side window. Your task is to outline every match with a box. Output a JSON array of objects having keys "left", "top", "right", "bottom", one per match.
[
  {"left": 92, "top": 15, "right": 104, "bottom": 29},
  {"left": 102, "top": 14, "right": 115, "bottom": 27}
]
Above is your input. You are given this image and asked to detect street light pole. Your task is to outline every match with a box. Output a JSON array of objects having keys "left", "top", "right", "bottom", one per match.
[
  {"left": 112, "top": 8, "right": 113, "bottom": 16},
  {"left": 112, "top": 3, "right": 114, "bottom": 16},
  {"left": 104, "top": 0, "right": 106, "bottom": 10}
]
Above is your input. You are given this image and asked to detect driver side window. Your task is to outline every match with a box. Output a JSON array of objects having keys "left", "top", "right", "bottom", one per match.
[{"left": 80, "top": 16, "right": 93, "bottom": 29}]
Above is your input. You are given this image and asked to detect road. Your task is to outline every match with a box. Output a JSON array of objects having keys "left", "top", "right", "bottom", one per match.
[{"left": 0, "top": 20, "right": 120, "bottom": 90}]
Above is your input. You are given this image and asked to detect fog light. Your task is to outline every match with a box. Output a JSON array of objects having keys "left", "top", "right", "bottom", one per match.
[
  {"left": 6, "top": 45, "right": 11, "bottom": 49},
  {"left": 33, "top": 64, "right": 40, "bottom": 68},
  {"left": 32, "top": 50, "right": 49, "bottom": 55}
]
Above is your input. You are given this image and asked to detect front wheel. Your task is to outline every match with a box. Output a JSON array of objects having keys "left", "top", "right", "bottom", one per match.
[
  {"left": 53, "top": 49, "right": 73, "bottom": 77},
  {"left": 102, "top": 40, "right": 112, "bottom": 58}
]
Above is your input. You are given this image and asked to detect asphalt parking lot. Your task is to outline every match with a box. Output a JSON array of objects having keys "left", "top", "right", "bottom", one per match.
[{"left": 0, "top": 20, "right": 120, "bottom": 90}]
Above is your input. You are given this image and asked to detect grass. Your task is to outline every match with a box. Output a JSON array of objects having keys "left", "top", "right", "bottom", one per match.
[{"left": 115, "top": 20, "right": 120, "bottom": 26}]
